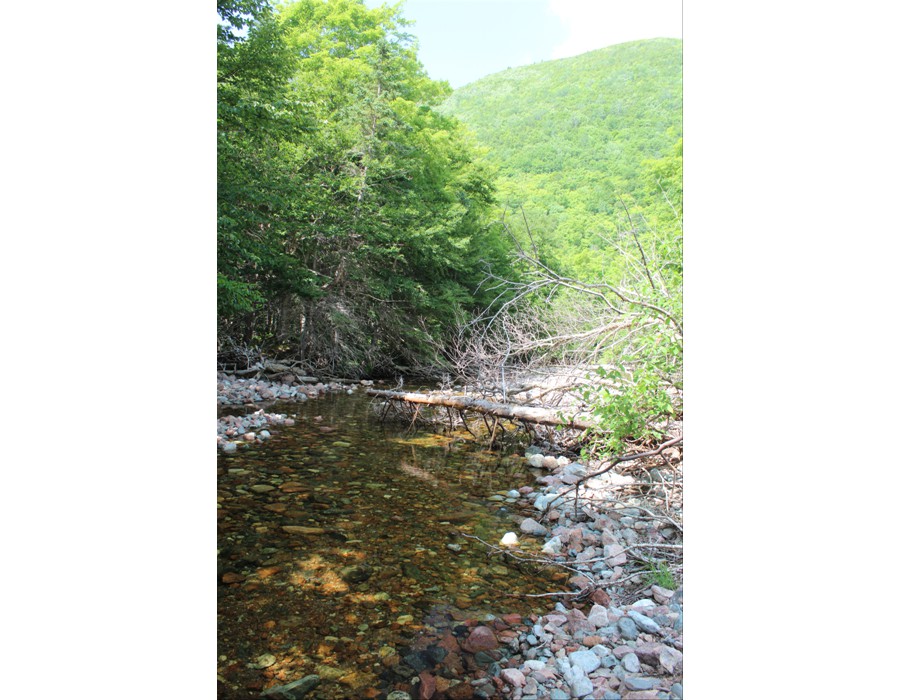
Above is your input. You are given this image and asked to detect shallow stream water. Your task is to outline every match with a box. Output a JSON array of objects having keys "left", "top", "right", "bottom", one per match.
[{"left": 217, "top": 389, "right": 558, "bottom": 698}]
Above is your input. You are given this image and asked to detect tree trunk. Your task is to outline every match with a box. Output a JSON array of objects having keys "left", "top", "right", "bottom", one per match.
[{"left": 365, "top": 389, "right": 595, "bottom": 431}]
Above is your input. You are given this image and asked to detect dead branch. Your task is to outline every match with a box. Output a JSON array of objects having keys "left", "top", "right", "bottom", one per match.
[{"left": 366, "top": 389, "right": 595, "bottom": 431}]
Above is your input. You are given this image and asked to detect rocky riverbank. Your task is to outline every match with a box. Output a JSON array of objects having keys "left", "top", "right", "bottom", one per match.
[
  {"left": 216, "top": 372, "right": 372, "bottom": 451},
  {"left": 217, "top": 373, "right": 683, "bottom": 699},
  {"left": 369, "top": 451, "right": 684, "bottom": 700}
]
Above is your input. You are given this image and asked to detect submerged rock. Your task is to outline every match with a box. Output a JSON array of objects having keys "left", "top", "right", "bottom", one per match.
[{"left": 260, "top": 675, "right": 320, "bottom": 699}]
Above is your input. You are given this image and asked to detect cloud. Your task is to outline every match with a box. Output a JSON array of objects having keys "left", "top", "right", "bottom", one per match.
[{"left": 548, "top": 0, "right": 682, "bottom": 59}]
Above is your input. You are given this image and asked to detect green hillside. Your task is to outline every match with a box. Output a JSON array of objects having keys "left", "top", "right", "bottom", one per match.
[{"left": 440, "top": 39, "right": 682, "bottom": 281}]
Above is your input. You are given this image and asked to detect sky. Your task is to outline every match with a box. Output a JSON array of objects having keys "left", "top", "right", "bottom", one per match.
[{"left": 364, "top": 0, "right": 682, "bottom": 88}]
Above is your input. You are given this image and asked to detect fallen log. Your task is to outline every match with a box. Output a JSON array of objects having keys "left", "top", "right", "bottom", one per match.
[{"left": 365, "top": 389, "right": 595, "bottom": 431}]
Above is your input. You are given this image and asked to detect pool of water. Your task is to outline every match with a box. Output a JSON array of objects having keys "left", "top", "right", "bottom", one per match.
[{"left": 217, "top": 389, "right": 557, "bottom": 698}]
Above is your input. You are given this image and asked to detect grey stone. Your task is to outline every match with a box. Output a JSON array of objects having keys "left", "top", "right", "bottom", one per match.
[
  {"left": 569, "top": 676, "right": 594, "bottom": 697},
  {"left": 563, "top": 462, "right": 586, "bottom": 478},
  {"left": 569, "top": 649, "right": 601, "bottom": 674},
  {"left": 603, "top": 543, "right": 627, "bottom": 567},
  {"left": 659, "top": 645, "right": 683, "bottom": 674},
  {"left": 671, "top": 683, "right": 684, "bottom": 699},
  {"left": 222, "top": 442, "right": 237, "bottom": 452},
  {"left": 617, "top": 617, "right": 639, "bottom": 640},
  {"left": 623, "top": 677, "right": 661, "bottom": 691},
  {"left": 260, "top": 675, "right": 320, "bottom": 699},
  {"left": 542, "top": 536, "right": 563, "bottom": 555},
  {"left": 628, "top": 610, "right": 662, "bottom": 634},
  {"left": 527, "top": 454, "right": 545, "bottom": 468},
  {"left": 587, "top": 604, "right": 609, "bottom": 627},
  {"left": 601, "top": 692, "right": 622, "bottom": 700},
  {"left": 621, "top": 528, "right": 639, "bottom": 545},
  {"left": 549, "top": 690, "right": 569, "bottom": 700},
  {"left": 520, "top": 518, "right": 549, "bottom": 536},
  {"left": 621, "top": 652, "right": 641, "bottom": 673},
  {"left": 600, "top": 655, "right": 617, "bottom": 668},
  {"left": 535, "top": 493, "right": 563, "bottom": 512}
]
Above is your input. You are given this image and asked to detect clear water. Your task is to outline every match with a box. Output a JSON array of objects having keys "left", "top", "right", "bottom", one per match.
[{"left": 217, "top": 389, "right": 556, "bottom": 698}]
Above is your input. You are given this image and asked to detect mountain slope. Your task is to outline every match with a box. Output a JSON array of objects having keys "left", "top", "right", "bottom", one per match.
[{"left": 441, "top": 39, "right": 682, "bottom": 280}]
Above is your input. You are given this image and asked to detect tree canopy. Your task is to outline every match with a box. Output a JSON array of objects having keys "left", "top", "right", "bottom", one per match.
[
  {"left": 440, "top": 39, "right": 682, "bottom": 283},
  {"left": 218, "top": 0, "right": 514, "bottom": 375}
]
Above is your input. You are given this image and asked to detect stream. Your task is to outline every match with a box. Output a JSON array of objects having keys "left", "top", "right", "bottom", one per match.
[{"left": 217, "top": 388, "right": 560, "bottom": 699}]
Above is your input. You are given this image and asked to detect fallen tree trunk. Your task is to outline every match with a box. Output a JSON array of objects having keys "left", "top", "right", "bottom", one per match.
[{"left": 366, "top": 389, "right": 595, "bottom": 431}]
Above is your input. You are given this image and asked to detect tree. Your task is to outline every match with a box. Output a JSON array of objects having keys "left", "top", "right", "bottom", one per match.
[{"left": 217, "top": 0, "right": 516, "bottom": 374}]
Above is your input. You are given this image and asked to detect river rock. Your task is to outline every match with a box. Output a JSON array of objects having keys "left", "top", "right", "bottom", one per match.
[
  {"left": 541, "top": 536, "right": 563, "bottom": 555},
  {"left": 520, "top": 518, "right": 548, "bottom": 536},
  {"left": 534, "top": 493, "right": 562, "bottom": 512},
  {"left": 588, "top": 605, "right": 609, "bottom": 628},
  {"left": 569, "top": 675, "right": 594, "bottom": 697},
  {"left": 621, "top": 652, "right": 640, "bottom": 673},
  {"left": 500, "top": 532, "right": 519, "bottom": 546},
  {"left": 340, "top": 565, "right": 372, "bottom": 583},
  {"left": 500, "top": 668, "right": 526, "bottom": 688},
  {"left": 651, "top": 585, "right": 674, "bottom": 603},
  {"left": 527, "top": 454, "right": 545, "bottom": 468},
  {"left": 462, "top": 626, "right": 499, "bottom": 653},
  {"left": 659, "top": 645, "right": 683, "bottom": 674},
  {"left": 418, "top": 671, "right": 436, "bottom": 699},
  {"left": 260, "top": 675, "right": 320, "bottom": 699},
  {"left": 617, "top": 617, "right": 639, "bottom": 640},
  {"left": 623, "top": 677, "right": 660, "bottom": 691},
  {"left": 569, "top": 649, "right": 601, "bottom": 674},
  {"left": 603, "top": 544, "right": 627, "bottom": 566},
  {"left": 627, "top": 610, "right": 661, "bottom": 634}
]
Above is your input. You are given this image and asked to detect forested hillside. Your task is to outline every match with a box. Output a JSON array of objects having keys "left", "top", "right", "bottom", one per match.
[
  {"left": 217, "top": 0, "right": 515, "bottom": 376},
  {"left": 218, "top": 0, "right": 682, "bottom": 398},
  {"left": 441, "top": 39, "right": 682, "bottom": 282}
]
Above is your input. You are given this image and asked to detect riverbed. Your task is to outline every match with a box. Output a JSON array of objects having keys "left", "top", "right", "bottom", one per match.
[{"left": 217, "top": 389, "right": 559, "bottom": 698}]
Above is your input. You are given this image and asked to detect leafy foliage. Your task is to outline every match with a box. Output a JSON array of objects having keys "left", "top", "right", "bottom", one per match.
[
  {"left": 644, "top": 560, "right": 678, "bottom": 590},
  {"left": 217, "top": 0, "right": 515, "bottom": 374},
  {"left": 441, "top": 39, "right": 682, "bottom": 284}
]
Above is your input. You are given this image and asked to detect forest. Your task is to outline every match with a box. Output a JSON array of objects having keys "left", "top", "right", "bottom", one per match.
[
  {"left": 218, "top": 0, "right": 682, "bottom": 454},
  {"left": 218, "top": 2, "right": 684, "bottom": 696}
]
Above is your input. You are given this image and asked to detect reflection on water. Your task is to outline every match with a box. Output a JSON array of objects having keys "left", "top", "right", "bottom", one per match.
[{"left": 217, "top": 390, "right": 554, "bottom": 698}]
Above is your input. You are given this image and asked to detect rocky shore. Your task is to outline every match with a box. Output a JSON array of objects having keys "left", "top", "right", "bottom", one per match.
[
  {"left": 216, "top": 372, "right": 370, "bottom": 451},
  {"left": 217, "top": 373, "right": 683, "bottom": 699},
  {"left": 367, "top": 456, "right": 684, "bottom": 700}
]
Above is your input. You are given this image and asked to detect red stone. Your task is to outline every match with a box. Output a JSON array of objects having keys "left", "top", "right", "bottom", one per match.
[
  {"left": 461, "top": 626, "right": 499, "bottom": 653},
  {"left": 438, "top": 630, "right": 460, "bottom": 654},
  {"left": 445, "top": 682, "right": 474, "bottom": 699},
  {"left": 590, "top": 588, "right": 612, "bottom": 606},
  {"left": 418, "top": 671, "right": 436, "bottom": 700},
  {"left": 501, "top": 613, "right": 522, "bottom": 625}
]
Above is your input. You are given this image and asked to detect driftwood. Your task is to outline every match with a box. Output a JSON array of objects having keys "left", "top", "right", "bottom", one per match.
[
  {"left": 366, "top": 389, "right": 595, "bottom": 431},
  {"left": 231, "top": 363, "right": 319, "bottom": 382}
]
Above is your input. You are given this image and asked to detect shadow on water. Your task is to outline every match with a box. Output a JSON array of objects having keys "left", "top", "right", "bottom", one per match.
[{"left": 218, "top": 390, "right": 556, "bottom": 699}]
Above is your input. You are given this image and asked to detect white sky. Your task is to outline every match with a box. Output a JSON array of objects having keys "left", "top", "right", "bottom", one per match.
[{"left": 548, "top": 0, "right": 683, "bottom": 59}]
